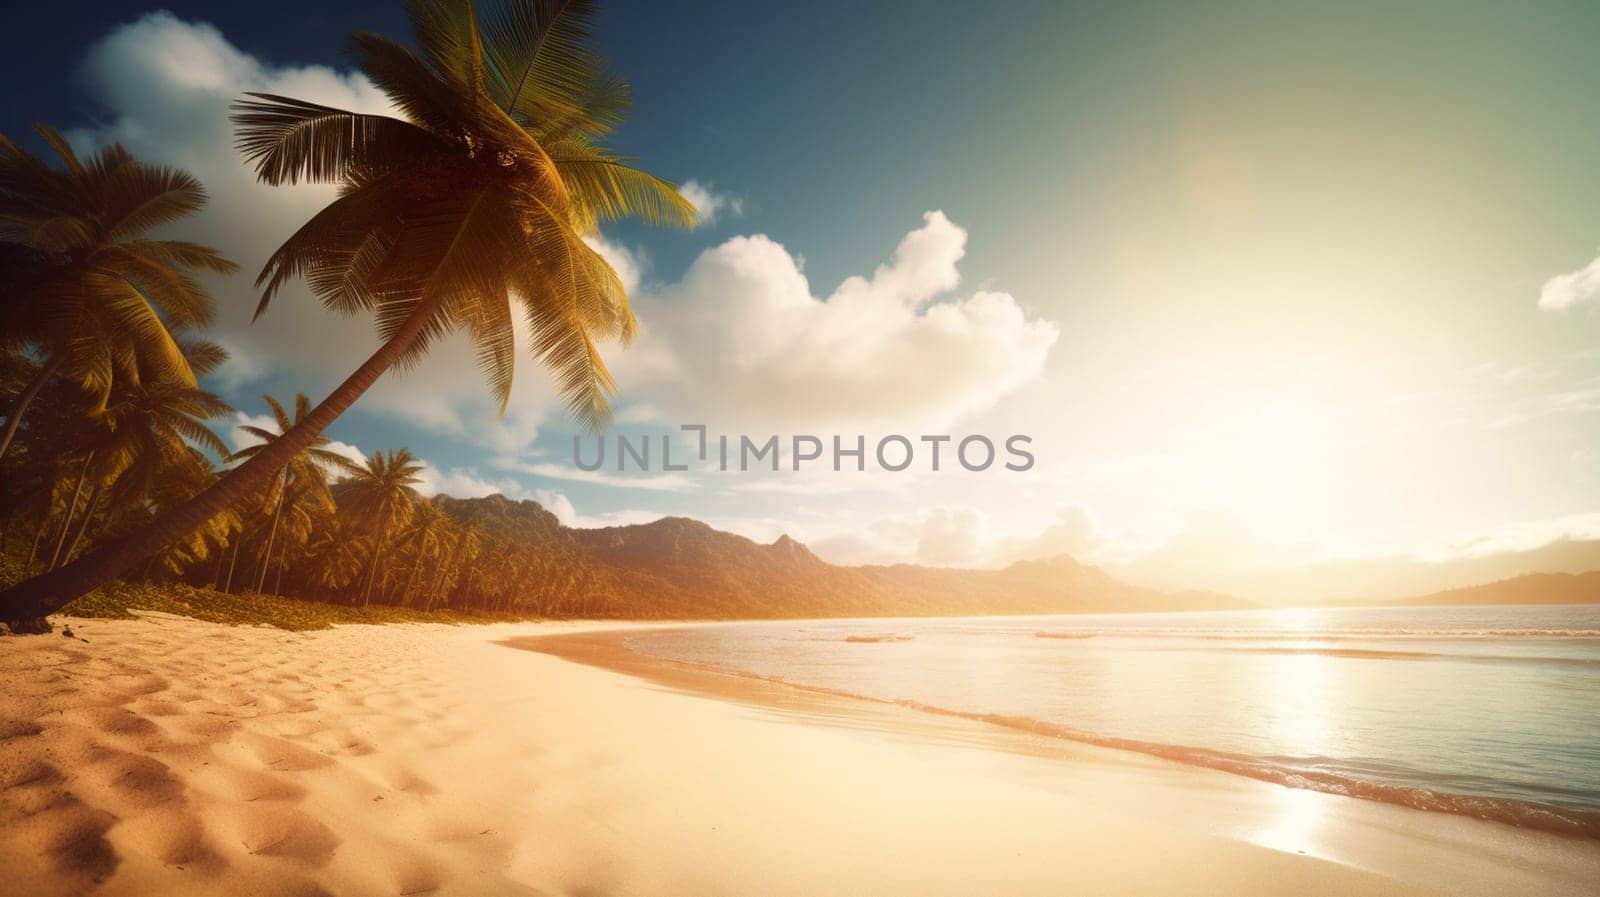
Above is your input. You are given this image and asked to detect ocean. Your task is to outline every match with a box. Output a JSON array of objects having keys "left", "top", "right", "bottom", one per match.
[{"left": 621, "top": 604, "right": 1600, "bottom": 839}]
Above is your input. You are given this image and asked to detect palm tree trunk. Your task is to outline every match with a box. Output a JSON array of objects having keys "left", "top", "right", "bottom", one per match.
[
  {"left": 60, "top": 487, "right": 102, "bottom": 566},
  {"left": 272, "top": 539, "right": 288, "bottom": 597},
  {"left": 26, "top": 515, "right": 47, "bottom": 573},
  {"left": 254, "top": 485, "right": 286, "bottom": 594},
  {"left": 401, "top": 549, "right": 425, "bottom": 607},
  {"left": 0, "top": 294, "right": 445, "bottom": 630},
  {"left": 224, "top": 534, "right": 243, "bottom": 593},
  {"left": 426, "top": 551, "right": 451, "bottom": 612},
  {"left": 212, "top": 541, "right": 228, "bottom": 589},
  {"left": 360, "top": 544, "right": 383, "bottom": 607},
  {"left": 0, "top": 351, "right": 64, "bottom": 465},
  {"left": 48, "top": 452, "right": 95, "bottom": 571}
]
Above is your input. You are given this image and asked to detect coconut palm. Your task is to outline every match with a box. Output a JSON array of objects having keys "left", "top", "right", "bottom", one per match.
[
  {"left": 428, "top": 521, "right": 480, "bottom": 610},
  {"left": 0, "top": 127, "right": 237, "bottom": 461},
  {"left": 267, "top": 481, "right": 335, "bottom": 596},
  {"left": 42, "top": 342, "right": 232, "bottom": 571},
  {"left": 340, "top": 448, "right": 424, "bottom": 604},
  {"left": 0, "top": 0, "right": 693, "bottom": 629},
  {"left": 395, "top": 498, "right": 451, "bottom": 605},
  {"left": 229, "top": 393, "right": 347, "bottom": 592}
]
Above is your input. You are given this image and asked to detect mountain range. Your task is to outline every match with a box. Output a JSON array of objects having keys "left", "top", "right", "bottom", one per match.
[
  {"left": 436, "top": 495, "right": 1250, "bottom": 618},
  {"left": 434, "top": 495, "right": 1599, "bottom": 618}
]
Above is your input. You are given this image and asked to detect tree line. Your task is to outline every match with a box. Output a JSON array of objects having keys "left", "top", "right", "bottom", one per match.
[{"left": 0, "top": 0, "right": 695, "bottom": 631}]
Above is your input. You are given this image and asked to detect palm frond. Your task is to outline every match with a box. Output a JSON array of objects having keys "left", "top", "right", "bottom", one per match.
[
  {"left": 177, "top": 337, "right": 229, "bottom": 377},
  {"left": 547, "top": 141, "right": 696, "bottom": 228},
  {"left": 32, "top": 124, "right": 85, "bottom": 176},
  {"left": 98, "top": 161, "right": 209, "bottom": 240},
  {"left": 480, "top": 0, "right": 602, "bottom": 125},
  {"left": 407, "top": 0, "right": 489, "bottom": 94},
  {"left": 124, "top": 239, "right": 241, "bottom": 276},
  {"left": 347, "top": 31, "right": 464, "bottom": 132},
  {"left": 231, "top": 93, "right": 436, "bottom": 186}
]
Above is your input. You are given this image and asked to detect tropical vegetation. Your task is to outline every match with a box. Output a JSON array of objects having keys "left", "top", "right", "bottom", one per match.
[{"left": 0, "top": 0, "right": 694, "bottom": 631}]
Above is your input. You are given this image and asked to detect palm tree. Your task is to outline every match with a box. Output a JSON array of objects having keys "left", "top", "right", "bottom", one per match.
[
  {"left": 340, "top": 448, "right": 424, "bottom": 605},
  {"left": 0, "top": 0, "right": 693, "bottom": 629},
  {"left": 396, "top": 498, "right": 451, "bottom": 606},
  {"left": 430, "top": 521, "right": 480, "bottom": 610},
  {"left": 309, "top": 527, "right": 367, "bottom": 595},
  {"left": 43, "top": 342, "right": 233, "bottom": 571},
  {"left": 267, "top": 482, "right": 334, "bottom": 596},
  {"left": 229, "top": 393, "right": 346, "bottom": 592},
  {"left": 0, "top": 126, "right": 237, "bottom": 461}
]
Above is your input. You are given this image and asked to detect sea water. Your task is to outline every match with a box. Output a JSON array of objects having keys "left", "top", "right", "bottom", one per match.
[{"left": 622, "top": 604, "right": 1600, "bottom": 838}]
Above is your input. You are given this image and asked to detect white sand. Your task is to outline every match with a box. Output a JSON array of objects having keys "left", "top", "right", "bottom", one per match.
[{"left": 1, "top": 615, "right": 1593, "bottom": 896}]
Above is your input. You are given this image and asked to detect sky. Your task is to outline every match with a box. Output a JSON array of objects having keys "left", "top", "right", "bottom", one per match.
[{"left": 6, "top": 1, "right": 1600, "bottom": 597}]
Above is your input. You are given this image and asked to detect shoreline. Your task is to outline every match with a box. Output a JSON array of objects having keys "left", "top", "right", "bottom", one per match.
[
  {"left": 0, "top": 614, "right": 1593, "bottom": 896},
  {"left": 511, "top": 626, "right": 1600, "bottom": 842},
  {"left": 511, "top": 624, "right": 1600, "bottom": 897}
]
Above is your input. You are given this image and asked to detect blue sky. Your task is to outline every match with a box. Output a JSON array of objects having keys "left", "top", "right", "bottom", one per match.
[{"left": 7, "top": 2, "right": 1600, "bottom": 595}]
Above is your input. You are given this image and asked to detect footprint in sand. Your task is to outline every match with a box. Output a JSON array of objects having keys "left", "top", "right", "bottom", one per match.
[
  {"left": 108, "top": 803, "right": 229, "bottom": 874},
  {"left": 204, "top": 802, "right": 342, "bottom": 866},
  {"left": 83, "top": 749, "right": 187, "bottom": 811},
  {"left": 190, "top": 762, "right": 309, "bottom": 804},
  {"left": 224, "top": 732, "right": 336, "bottom": 773},
  {"left": 3, "top": 792, "right": 119, "bottom": 887}
]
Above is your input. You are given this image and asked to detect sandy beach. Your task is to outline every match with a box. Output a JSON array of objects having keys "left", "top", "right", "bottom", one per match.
[{"left": 3, "top": 615, "right": 1596, "bottom": 897}]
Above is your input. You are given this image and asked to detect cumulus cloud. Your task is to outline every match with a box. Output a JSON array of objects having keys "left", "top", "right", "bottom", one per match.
[
  {"left": 1001, "top": 505, "right": 1106, "bottom": 562},
  {"left": 1540, "top": 251, "right": 1600, "bottom": 310},
  {"left": 413, "top": 462, "right": 527, "bottom": 499},
  {"left": 71, "top": 14, "right": 1053, "bottom": 491},
  {"left": 803, "top": 505, "right": 1001, "bottom": 568},
  {"left": 627, "top": 211, "right": 1058, "bottom": 432},
  {"left": 532, "top": 489, "right": 662, "bottom": 529},
  {"left": 678, "top": 179, "right": 742, "bottom": 227}
]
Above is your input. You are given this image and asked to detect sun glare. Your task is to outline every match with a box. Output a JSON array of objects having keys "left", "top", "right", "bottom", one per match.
[{"left": 1195, "top": 400, "right": 1334, "bottom": 538}]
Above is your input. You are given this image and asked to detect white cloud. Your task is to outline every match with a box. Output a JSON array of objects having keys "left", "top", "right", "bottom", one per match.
[
  {"left": 799, "top": 505, "right": 1016, "bottom": 568},
  {"left": 72, "top": 15, "right": 1051, "bottom": 474},
  {"left": 1540, "top": 251, "right": 1600, "bottom": 310},
  {"left": 1420, "top": 510, "right": 1600, "bottom": 561},
  {"left": 1000, "top": 505, "right": 1106, "bottom": 562},
  {"left": 626, "top": 211, "right": 1058, "bottom": 433},
  {"left": 679, "top": 179, "right": 742, "bottom": 227},
  {"left": 496, "top": 458, "right": 697, "bottom": 492},
  {"left": 414, "top": 462, "right": 526, "bottom": 499},
  {"left": 532, "top": 489, "right": 661, "bottom": 529},
  {"left": 209, "top": 341, "right": 270, "bottom": 391}
]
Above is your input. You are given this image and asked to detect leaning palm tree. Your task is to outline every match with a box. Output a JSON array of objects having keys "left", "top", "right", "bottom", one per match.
[
  {"left": 0, "top": 0, "right": 693, "bottom": 630},
  {"left": 339, "top": 448, "right": 424, "bottom": 605},
  {"left": 0, "top": 127, "right": 237, "bottom": 461}
]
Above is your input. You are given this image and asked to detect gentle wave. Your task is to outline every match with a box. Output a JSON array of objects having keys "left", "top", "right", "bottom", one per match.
[
  {"left": 1028, "top": 632, "right": 1600, "bottom": 665},
  {"left": 641, "top": 649, "right": 1600, "bottom": 841},
  {"left": 1034, "top": 627, "right": 1600, "bottom": 640},
  {"left": 1180, "top": 645, "right": 1600, "bottom": 666}
]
